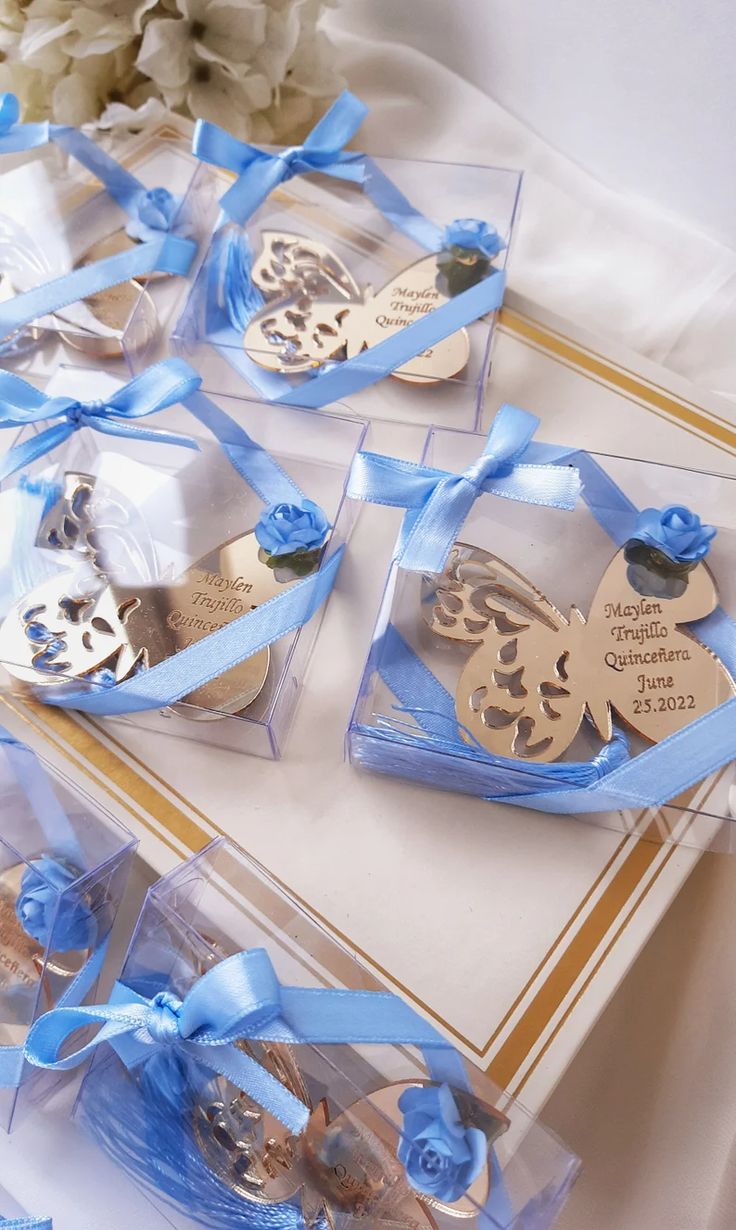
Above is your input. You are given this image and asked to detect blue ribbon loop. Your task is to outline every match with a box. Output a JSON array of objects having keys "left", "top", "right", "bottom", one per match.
[
  {"left": 0, "top": 92, "right": 50, "bottom": 153},
  {"left": 348, "top": 403, "right": 581, "bottom": 573},
  {"left": 25, "top": 947, "right": 468, "bottom": 1135},
  {"left": 194, "top": 90, "right": 369, "bottom": 225},
  {"left": 0, "top": 359, "right": 202, "bottom": 482}
]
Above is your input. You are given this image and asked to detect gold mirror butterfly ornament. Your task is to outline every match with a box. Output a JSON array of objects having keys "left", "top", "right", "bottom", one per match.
[
  {"left": 423, "top": 539, "right": 736, "bottom": 762},
  {"left": 242, "top": 231, "right": 495, "bottom": 385},
  {"left": 0, "top": 475, "right": 327, "bottom": 718},
  {"left": 192, "top": 1050, "right": 510, "bottom": 1228}
]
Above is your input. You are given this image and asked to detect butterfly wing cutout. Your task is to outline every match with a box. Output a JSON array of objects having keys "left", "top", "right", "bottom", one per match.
[
  {"left": 427, "top": 547, "right": 592, "bottom": 762},
  {"left": 245, "top": 231, "right": 366, "bottom": 371},
  {"left": 250, "top": 232, "right": 361, "bottom": 303},
  {"left": 243, "top": 295, "right": 365, "bottom": 373},
  {"left": 0, "top": 573, "right": 145, "bottom": 689}
]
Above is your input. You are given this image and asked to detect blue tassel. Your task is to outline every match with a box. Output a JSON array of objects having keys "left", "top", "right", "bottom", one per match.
[
  {"left": 79, "top": 1055, "right": 323, "bottom": 1230},
  {"left": 218, "top": 226, "right": 265, "bottom": 334}
]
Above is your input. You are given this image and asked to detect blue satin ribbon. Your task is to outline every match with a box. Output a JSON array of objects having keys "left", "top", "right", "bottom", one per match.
[
  {"left": 348, "top": 403, "right": 581, "bottom": 572},
  {"left": 25, "top": 947, "right": 468, "bottom": 1135},
  {"left": 274, "top": 268, "right": 507, "bottom": 410},
  {"left": 194, "top": 89, "right": 449, "bottom": 251},
  {"left": 51, "top": 124, "right": 157, "bottom": 219},
  {"left": 0, "top": 234, "right": 195, "bottom": 344},
  {"left": 0, "top": 1218, "right": 53, "bottom": 1228},
  {"left": 0, "top": 92, "right": 50, "bottom": 154},
  {"left": 0, "top": 359, "right": 202, "bottom": 482}
]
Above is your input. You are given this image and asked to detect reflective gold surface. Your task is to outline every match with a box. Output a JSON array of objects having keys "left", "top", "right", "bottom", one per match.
[{"left": 427, "top": 543, "right": 736, "bottom": 761}]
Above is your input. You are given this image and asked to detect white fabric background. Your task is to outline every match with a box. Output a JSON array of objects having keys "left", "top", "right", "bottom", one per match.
[{"left": 324, "top": 15, "right": 736, "bottom": 1230}]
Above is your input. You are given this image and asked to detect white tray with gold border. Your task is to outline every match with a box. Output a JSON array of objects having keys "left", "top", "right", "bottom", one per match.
[{"left": 1, "top": 287, "right": 734, "bottom": 1136}]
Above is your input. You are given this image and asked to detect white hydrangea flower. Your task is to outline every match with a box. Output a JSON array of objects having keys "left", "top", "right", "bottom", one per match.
[{"left": 0, "top": 0, "right": 342, "bottom": 139}]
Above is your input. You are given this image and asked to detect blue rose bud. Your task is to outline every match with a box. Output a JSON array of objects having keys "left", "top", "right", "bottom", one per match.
[
  {"left": 632, "top": 504, "right": 716, "bottom": 565},
  {"left": 126, "top": 187, "right": 181, "bottom": 242},
  {"left": 254, "top": 499, "right": 330, "bottom": 559},
  {"left": 16, "top": 856, "right": 96, "bottom": 952},
  {"left": 397, "top": 1084, "right": 487, "bottom": 1204},
  {"left": 444, "top": 218, "right": 505, "bottom": 259}
]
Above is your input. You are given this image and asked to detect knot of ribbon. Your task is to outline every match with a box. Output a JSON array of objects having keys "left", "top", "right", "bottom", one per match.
[
  {"left": 193, "top": 88, "right": 368, "bottom": 224},
  {"left": 25, "top": 946, "right": 467, "bottom": 1136},
  {"left": 347, "top": 403, "right": 581, "bottom": 574},
  {"left": 146, "top": 990, "right": 185, "bottom": 1045},
  {"left": 0, "top": 358, "right": 203, "bottom": 483}
]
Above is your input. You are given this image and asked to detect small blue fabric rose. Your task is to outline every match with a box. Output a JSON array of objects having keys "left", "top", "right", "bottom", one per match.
[
  {"left": 126, "top": 186, "right": 182, "bottom": 242},
  {"left": 397, "top": 1083, "right": 487, "bottom": 1203},
  {"left": 16, "top": 856, "right": 96, "bottom": 952},
  {"left": 254, "top": 499, "right": 330, "bottom": 558},
  {"left": 632, "top": 505, "right": 716, "bottom": 564},
  {"left": 444, "top": 218, "right": 505, "bottom": 259}
]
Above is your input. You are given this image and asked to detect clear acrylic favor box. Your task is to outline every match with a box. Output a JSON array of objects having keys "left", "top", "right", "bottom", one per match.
[
  {"left": 0, "top": 731, "right": 136, "bottom": 1131},
  {"left": 173, "top": 155, "right": 522, "bottom": 431},
  {"left": 0, "top": 124, "right": 210, "bottom": 380},
  {"left": 348, "top": 425, "right": 736, "bottom": 851},
  {"left": 75, "top": 837, "right": 580, "bottom": 1229},
  {"left": 0, "top": 366, "right": 367, "bottom": 758}
]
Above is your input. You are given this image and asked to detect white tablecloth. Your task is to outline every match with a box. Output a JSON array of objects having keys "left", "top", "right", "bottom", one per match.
[{"left": 325, "top": 20, "right": 736, "bottom": 1230}]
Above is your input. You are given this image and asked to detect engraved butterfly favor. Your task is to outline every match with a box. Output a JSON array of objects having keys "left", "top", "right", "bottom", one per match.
[
  {"left": 425, "top": 521, "right": 735, "bottom": 763},
  {"left": 241, "top": 230, "right": 488, "bottom": 384}
]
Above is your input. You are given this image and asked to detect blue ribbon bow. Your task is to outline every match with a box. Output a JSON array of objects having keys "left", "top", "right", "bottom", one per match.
[
  {"left": 194, "top": 90, "right": 368, "bottom": 225},
  {"left": 348, "top": 403, "right": 581, "bottom": 573},
  {"left": 0, "top": 359, "right": 202, "bottom": 482},
  {"left": 25, "top": 947, "right": 467, "bottom": 1136}
]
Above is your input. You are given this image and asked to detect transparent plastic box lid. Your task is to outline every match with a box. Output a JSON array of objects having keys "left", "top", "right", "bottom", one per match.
[
  {"left": 0, "top": 366, "right": 367, "bottom": 758},
  {"left": 0, "top": 126, "right": 210, "bottom": 380},
  {"left": 75, "top": 838, "right": 580, "bottom": 1229},
  {"left": 349, "top": 425, "right": 736, "bottom": 852},
  {"left": 174, "top": 154, "right": 523, "bottom": 431}
]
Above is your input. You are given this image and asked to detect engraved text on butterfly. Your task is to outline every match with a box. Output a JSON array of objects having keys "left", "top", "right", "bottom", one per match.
[{"left": 426, "top": 544, "right": 736, "bottom": 762}]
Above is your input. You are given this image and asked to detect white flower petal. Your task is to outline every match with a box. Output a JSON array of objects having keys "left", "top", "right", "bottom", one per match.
[
  {"left": 53, "top": 70, "right": 101, "bottom": 125},
  {"left": 185, "top": 61, "right": 261, "bottom": 134},
  {"left": 64, "top": 11, "right": 135, "bottom": 58},
  {"left": 137, "top": 16, "right": 190, "bottom": 91},
  {"left": 18, "top": 15, "right": 74, "bottom": 73},
  {"left": 95, "top": 95, "right": 170, "bottom": 134}
]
